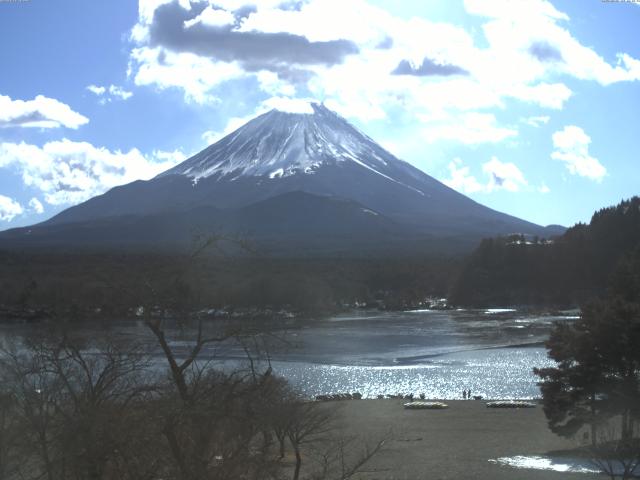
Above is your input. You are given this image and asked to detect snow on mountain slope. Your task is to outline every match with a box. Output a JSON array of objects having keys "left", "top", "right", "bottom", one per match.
[{"left": 159, "top": 103, "right": 425, "bottom": 195}]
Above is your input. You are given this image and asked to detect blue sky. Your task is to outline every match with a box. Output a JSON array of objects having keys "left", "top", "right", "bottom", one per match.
[{"left": 0, "top": 0, "right": 638, "bottom": 230}]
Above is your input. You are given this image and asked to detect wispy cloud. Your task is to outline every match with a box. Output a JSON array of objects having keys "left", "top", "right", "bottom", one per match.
[
  {"left": 86, "top": 84, "right": 134, "bottom": 104},
  {"left": 0, "top": 94, "right": 88, "bottom": 129},
  {"left": 0, "top": 140, "right": 186, "bottom": 206},
  {"left": 391, "top": 57, "right": 468, "bottom": 76},
  {"left": 0, "top": 195, "right": 23, "bottom": 222},
  {"left": 444, "top": 157, "right": 528, "bottom": 194},
  {"left": 522, "top": 115, "right": 550, "bottom": 127},
  {"left": 551, "top": 126, "right": 606, "bottom": 181},
  {"left": 28, "top": 197, "right": 45, "bottom": 214},
  {"left": 422, "top": 113, "right": 517, "bottom": 145}
]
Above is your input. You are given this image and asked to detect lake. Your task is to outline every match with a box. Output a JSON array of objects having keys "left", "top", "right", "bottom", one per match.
[
  {"left": 1, "top": 308, "right": 575, "bottom": 400},
  {"left": 216, "top": 308, "right": 574, "bottom": 400}
]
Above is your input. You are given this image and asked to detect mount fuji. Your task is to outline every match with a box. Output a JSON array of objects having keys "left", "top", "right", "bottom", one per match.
[{"left": 0, "top": 103, "right": 562, "bottom": 255}]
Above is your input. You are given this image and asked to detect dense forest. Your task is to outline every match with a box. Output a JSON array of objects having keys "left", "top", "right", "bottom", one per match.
[
  {"left": 0, "top": 250, "right": 460, "bottom": 321},
  {"left": 450, "top": 196, "right": 640, "bottom": 307}
]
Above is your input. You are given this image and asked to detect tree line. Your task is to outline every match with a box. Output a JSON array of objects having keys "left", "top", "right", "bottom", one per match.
[
  {"left": 0, "top": 250, "right": 460, "bottom": 320},
  {"left": 450, "top": 196, "right": 640, "bottom": 308}
]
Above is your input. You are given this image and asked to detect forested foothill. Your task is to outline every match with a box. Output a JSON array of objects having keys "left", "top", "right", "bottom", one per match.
[{"left": 450, "top": 197, "right": 640, "bottom": 308}]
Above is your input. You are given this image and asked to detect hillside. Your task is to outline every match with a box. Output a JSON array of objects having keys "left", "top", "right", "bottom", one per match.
[{"left": 450, "top": 197, "right": 640, "bottom": 307}]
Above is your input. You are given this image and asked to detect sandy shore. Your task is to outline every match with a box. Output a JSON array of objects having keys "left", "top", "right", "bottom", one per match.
[{"left": 327, "top": 399, "right": 601, "bottom": 480}]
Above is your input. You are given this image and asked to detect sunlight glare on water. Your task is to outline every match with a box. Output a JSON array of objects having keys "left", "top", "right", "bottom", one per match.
[
  {"left": 245, "top": 308, "right": 564, "bottom": 399},
  {"left": 268, "top": 346, "right": 553, "bottom": 399}
]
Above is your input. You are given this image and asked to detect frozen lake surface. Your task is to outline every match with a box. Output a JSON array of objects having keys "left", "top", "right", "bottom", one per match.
[
  {"left": 217, "top": 308, "right": 571, "bottom": 399},
  {"left": 2, "top": 308, "right": 574, "bottom": 400}
]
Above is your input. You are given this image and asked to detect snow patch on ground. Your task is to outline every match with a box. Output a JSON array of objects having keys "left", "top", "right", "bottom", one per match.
[
  {"left": 361, "top": 208, "right": 379, "bottom": 216},
  {"left": 489, "top": 455, "right": 599, "bottom": 474}
]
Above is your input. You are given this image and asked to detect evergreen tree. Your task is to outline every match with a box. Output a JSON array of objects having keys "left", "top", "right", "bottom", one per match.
[
  {"left": 535, "top": 249, "right": 640, "bottom": 463},
  {"left": 534, "top": 313, "right": 607, "bottom": 444}
]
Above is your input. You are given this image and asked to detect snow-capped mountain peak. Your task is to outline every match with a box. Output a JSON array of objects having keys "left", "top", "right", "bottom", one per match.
[{"left": 159, "top": 103, "right": 421, "bottom": 193}]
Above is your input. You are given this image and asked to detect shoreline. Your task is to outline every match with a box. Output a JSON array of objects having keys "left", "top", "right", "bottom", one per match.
[{"left": 0, "top": 303, "right": 582, "bottom": 325}]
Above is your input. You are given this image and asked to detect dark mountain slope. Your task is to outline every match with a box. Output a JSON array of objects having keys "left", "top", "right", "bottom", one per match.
[{"left": 1, "top": 192, "right": 438, "bottom": 255}]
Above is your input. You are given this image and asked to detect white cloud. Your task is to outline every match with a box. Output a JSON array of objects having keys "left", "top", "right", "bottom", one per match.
[
  {"left": 0, "top": 94, "right": 88, "bottom": 129},
  {"left": 201, "top": 129, "right": 221, "bottom": 145},
  {"left": 551, "top": 126, "right": 606, "bottom": 181},
  {"left": 126, "top": 0, "right": 640, "bottom": 152},
  {"left": 129, "top": 47, "right": 244, "bottom": 104},
  {"left": 538, "top": 183, "right": 550, "bottom": 194},
  {"left": 444, "top": 156, "right": 528, "bottom": 193},
  {"left": 306, "top": 0, "right": 633, "bottom": 120},
  {"left": 468, "top": 0, "right": 640, "bottom": 86},
  {"left": 0, "top": 140, "right": 186, "bottom": 206},
  {"left": 256, "top": 71, "right": 296, "bottom": 97},
  {"left": 506, "top": 83, "right": 572, "bottom": 109},
  {"left": 87, "top": 84, "right": 133, "bottom": 103},
  {"left": 108, "top": 85, "right": 133, "bottom": 100},
  {"left": 482, "top": 156, "right": 528, "bottom": 192},
  {"left": 444, "top": 158, "right": 485, "bottom": 194},
  {"left": 149, "top": 149, "right": 187, "bottom": 164},
  {"left": 262, "top": 97, "right": 314, "bottom": 114},
  {"left": 184, "top": 5, "right": 235, "bottom": 28},
  {"left": 422, "top": 112, "right": 517, "bottom": 145},
  {"left": 201, "top": 113, "right": 262, "bottom": 146},
  {"left": 0, "top": 195, "right": 23, "bottom": 222},
  {"left": 137, "top": 0, "right": 177, "bottom": 27},
  {"left": 87, "top": 85, "right": 106, "bottom": 96},
  {"left": 464, "top": 0, "right": 570, "bottom": 22},
  {"left": 28, "top": 197, "right": 44, "bottom": 214},
  {"left": 239, "top": 0, "right": 391, "bottom": 45},
  {"left": 523, "top": 115, "right": 550, "bottom": 127},
  {"left": 200, "top": 96, "right": 316, "bottom": 145}
]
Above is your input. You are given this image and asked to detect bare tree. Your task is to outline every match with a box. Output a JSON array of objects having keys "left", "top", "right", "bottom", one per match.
[
  {"left": 286, "top": 399, "right": 336, "bottom": 480},
  {"left": 0, "top": 333, "right": 153, "bottom": 480},
  {"left": 0, "top": 390, "right": 18, "bottom": 480},
  {"left": 140, "top": 307, "right": 287, "bottom": 480},
  {"left": 0, "top": 338, "right": 63, "bottom": 480},
  {"left": 132, "top": 234, "right": 285, "bottom": 479},
  {"left": 134, "top": 234, "right": 390, "bottom": 480}
]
